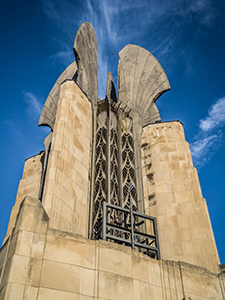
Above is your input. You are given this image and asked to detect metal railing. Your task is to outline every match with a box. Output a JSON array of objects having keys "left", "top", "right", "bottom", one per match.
[{"left": 103, "top": 202, "right": 160, "bottom": 259}]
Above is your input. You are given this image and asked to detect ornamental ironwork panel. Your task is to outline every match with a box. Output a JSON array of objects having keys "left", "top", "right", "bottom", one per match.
[
  {"left": 103, "top": 202, "right": 160, "bottom": 259},
  {"left": 93, "top": 111, "right": 107, "bottom": 239},
  {"left": 91, "top": 100, "right": 144, "bottom": 245},
  {"left": 121, "top": 118, "right": 137, "bottom": 212}
]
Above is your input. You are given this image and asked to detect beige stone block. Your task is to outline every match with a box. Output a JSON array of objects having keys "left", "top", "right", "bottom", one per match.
[
  {"left": 18, "top": 231, "right": 34, "bottom": 256},
  {"left": 173, "top": 180, "right": 185, "bottom": 192},
  {"left": 157, "top": 215, "right": 169, "bottom": 228},
  {"left": 80, "top": 267, "right": 95, "bottom": 296},
  {"left": 177, "top": 203, "right": 187, "bottom": 215},
  {"left": 170, "top": 228, "right": 191, "bottom": 242},
  {"left": 38, "top": 287, "right": 79, "bottom": 300},
  {"left": 171, "top": 241, "right": 184, "bottom": 256},
  {"left": 160, "top": 152, "right": 169, "bottom": 161},
  {"left": 9, "top": 255, "right": 30, "bottom": 284},
  {"left": 75, "top": 159, "right": 89, "bottom": 182},
  {"left": 176, "top": 142, "right": 188, "bottom": 152},
  {"left": 132, "top": 253, "right": 150, "bottom": 282},
  {"left": 132, "top": 280, "right": 141, "bottom": 300},
  {"left": 7, "top": 231, "right": 20, "bottom": 261},
  {"left": 28, "top": 258, "right": 42, "bottom": 287},
  {"left": 8, "top": 283, "right": 25, "bottom": 300},
  {"left": 157, "top": 204, "right": 167, "bottom": 216},
  {"left": 154, "top": 172, "right": 163, "bottom": 183},
  {"left": 166, "top": 203, "right": 178, "bottom": 216},
  {"left": 157, "top": 192, "right": 175, "bottom": 204},
  {"left": 19, "top": 172, "right": 42, "bottom": 189},
  {"left": 191, "top": 227, "right": 209, "bottom": 241},
  {"left": 172, "top": 170, "right": 189, "bottom": 182},
  {"left": 137, "top": 281, "right": 153, "bottom": 300},
  {"left": 162, "top": 171, "right": 172, "bottom": 181},
  {"left": 170, "top": 161, "right": 180, "bottom": 171},
  {"left": 40, "top": 260, "right": 81, "bottom": 294},
  {"left": 166, "top": 203, "right": 177, "bottom": 216},
  {"left": 175, "top": 191, "right": 194, "bottom": 204},
  {"left": 151, "top": 161, "right": 161, "bottom": 172},
  {"left": 159, "top": 228, "right": 170, "bottom": 242},
  {"left": 155, "top": 183, "right": 164, "bottom": 193},
  {"left": 178, "top": 214, "right": 190, "bottom": 228},
  {"left": 188, "top": 214, "right": 199, "bottom": 227},
  {"left": 169, "top": 151, "right": 179, "bottom": 161},
  {"left": 184, "top": 180, "right": 195, "bottom": 191},
  {"left": 179, "top": 160, "right": 190, "bottom": 170},
  {"left": 98, "top": 271, "right": 133, "bottom": 300},
  {"left": 163, "top": 181, "right": 174, "bottom": 192},
  {"left": 23, "top": 286, "right": 38, "bottom": 299},
  {"left": 44, "top": 235, "right": 84, "bottom": 266},
  {"left": 159, "top": 143, "right": 177, "bottom": 153},
  {"left": 161, "top": 161, "right": 171, "bottom": 171},
  {"left": 83, "top": 241, "right": 96, "bottom": 269},
  {"left": 167, "top": 215, "right": 179, "bottom": 228},
  {"left": 76, "top": 172, "right": 88, "bottom": 194},
  {"left": 152, "top": 285, "right": 164, "bottom": 300},
  {"left": 182, "top": 241, "right": 195, "bottom": 255},
  {"left": 99, "top": 245, "right": 132, "bottom": 278}
]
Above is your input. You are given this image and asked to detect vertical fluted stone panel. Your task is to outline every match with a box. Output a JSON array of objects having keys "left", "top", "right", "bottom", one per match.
[
  {"left": 141, "top": 121, "right": 220, "bottom": 273},
  {"left": 42, "top": 81, "right": 92, "bottom": 238}
]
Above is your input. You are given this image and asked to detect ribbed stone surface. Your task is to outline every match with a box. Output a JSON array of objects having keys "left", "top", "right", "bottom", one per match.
[{"left": 118, "top": 44, "right": 170, "bottom": 126}]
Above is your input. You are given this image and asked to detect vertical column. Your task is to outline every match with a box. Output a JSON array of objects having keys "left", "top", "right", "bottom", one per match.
[
  {"left": 141, "top": 121, "right": 220, "bottom": 273},
  {"left": 42, "top": 81, "right": 92, "bottom": 238}
]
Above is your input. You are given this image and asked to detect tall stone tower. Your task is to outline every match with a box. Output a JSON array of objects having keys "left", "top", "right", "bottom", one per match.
[{"left": 0, "top": 22, "right": 224, "bottom": 300}]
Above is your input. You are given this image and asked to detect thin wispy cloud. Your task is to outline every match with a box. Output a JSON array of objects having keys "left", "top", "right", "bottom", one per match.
[
  {"left": 190, "top": 96, "right": 225, "bottom": 167},
  {"left": 49, "top": 42, "right": 74, "bottom": 66},
  {"left": 23, "top": 92, "right": 42, "bottom": 120},
  {"left": 41, "top": 0, "right": 221, "bottom": 99},
  {"left": 199, "top": 97, "right": 225, "bottom": 132}
]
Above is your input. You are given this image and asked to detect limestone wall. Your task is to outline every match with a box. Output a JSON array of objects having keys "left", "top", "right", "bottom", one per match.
[
  {"left": 141, "top": 121, "right": 220, "bottom": 273},
  {"left": 0, "top": 196, "right": 224, "bottom": 300},
  {"left": 3, "top": 152, "right": 44, "bottom": 244},
  {"left": 41, "top": 81, "right": 92, "bottom": 238}
]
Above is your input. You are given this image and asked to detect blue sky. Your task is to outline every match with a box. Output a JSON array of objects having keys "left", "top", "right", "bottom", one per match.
[{"left": 1, "top": 0, "right": 225, "bottom": 263}]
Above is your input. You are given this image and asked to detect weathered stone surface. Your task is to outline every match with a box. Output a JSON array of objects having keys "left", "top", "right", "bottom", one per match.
[
  {"left": 41, "top": 81, "right": 92, "bottom": 237},
  {"left": 73, "top": 22, "right": 98, "bottom": 106},
  {"left": 141, "top": 121, "right": 220, "bottom": 273},
  {"left": 39, "top": 62, "right": 77, "bottom": 130},
  {"left": 1, "top": 221, "right": 224, "bottom": 300},
  {"left": 118, "top": 44, "right": 170, "bottom": 126},
  {"left": 3, "top": 153, "right": 44, "bottom": 244}
]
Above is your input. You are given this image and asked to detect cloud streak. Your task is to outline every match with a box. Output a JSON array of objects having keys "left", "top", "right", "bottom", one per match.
[
  {"left": 190, "top": 96, "right": 225, "bottom": 167},
  {"left": 41, "top": 0, "right": 221, "bottom": 99},
  {"left": 23, "top": 92, "right": 43, "bottom": 120},
  {"left": 199, "top": 97, "right": 225, "bottom": 132}
]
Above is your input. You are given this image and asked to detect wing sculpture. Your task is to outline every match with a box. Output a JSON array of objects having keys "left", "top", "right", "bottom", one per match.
[
  {"left": 73, "top": 22, "right": 98, "bottom": 106},
  {"left": 118, "top": 44, "right": 170, "bottom": 126},
  {"left": 39, "top": 22, "right": 98, "bottom": 130},
  {"left": 38, "top": 62, "right": 77, "bottom": 129}
]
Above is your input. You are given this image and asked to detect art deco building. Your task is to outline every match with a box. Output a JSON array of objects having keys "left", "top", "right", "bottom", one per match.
[{"left": 0, "top": 22, "right": 224, "bottom": 299}]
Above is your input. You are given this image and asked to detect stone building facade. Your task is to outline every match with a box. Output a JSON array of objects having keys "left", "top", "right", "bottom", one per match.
[{"left": 0, "top": 22, "right": 224, "bottom": 299}]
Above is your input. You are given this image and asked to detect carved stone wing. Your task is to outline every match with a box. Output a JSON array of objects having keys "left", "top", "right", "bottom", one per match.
[
  {"left": 73, "top": 22, "right": 98, "bottom": 106},
  {"left": 118, "top": 44, "right": 170, "bottom": 126},
  {"left": 38, "top": 61, "right": 77, "bottom": 130}
]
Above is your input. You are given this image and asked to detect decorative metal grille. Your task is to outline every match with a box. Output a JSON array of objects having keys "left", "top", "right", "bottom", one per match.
[
  {"left": 110, "top": 112, "right": 120, "bottom": 217},
  {"left": 91, "top": 103, "right": 138, "bottom": 240},
  {"left": 121, "top": 118, "right": 137, "bottom": 212},
  {"left": 103, "top": 202, "right": 160, "bottom": 259},
  {"left": 93, "top": 111, "right": 107, "bottom": 239}
]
